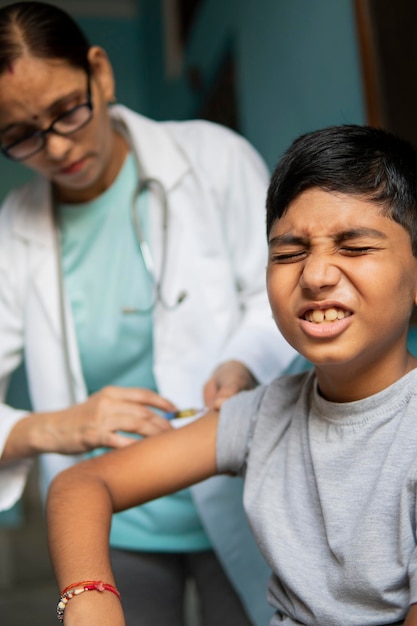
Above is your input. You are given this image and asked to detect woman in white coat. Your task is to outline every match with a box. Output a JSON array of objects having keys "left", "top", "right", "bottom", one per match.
[{"left": 0, "top": 2, "right": 295, "bottom": 625}]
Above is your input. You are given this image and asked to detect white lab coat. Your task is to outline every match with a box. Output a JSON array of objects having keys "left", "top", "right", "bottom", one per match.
[{"left": 0, "top": 106, "right": 295, "bottom": 624}]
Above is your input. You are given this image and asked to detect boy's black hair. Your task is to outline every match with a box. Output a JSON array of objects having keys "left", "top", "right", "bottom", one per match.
[
  {"left": 0, "top": 1, "right": 90, "bottom": 75},
  {"left": 266, "top": 125, "right": 417, "bottom": 255}
]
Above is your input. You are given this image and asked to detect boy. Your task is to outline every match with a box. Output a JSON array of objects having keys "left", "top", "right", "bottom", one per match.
[{"left": 47, "top": 125, "right": 417, "bottom": 626}]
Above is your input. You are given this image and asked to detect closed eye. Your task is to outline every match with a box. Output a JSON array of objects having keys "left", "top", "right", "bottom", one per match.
[
  {"left": 270, "top": 250, "right": 307, "bottom": 263},
  {"left": 0, "top": 125, "right": 38, "bottom": 146},
  {"left": 340, "top": 246, "right": 378, "bottom": 256}
]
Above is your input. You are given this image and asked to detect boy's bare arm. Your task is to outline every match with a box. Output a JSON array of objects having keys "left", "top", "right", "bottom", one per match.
[
  {"left": 46, "top": 411, "right": 219, "bottom": 626},
  {"left": 404, "top": 604, "right": 417, "bottom": 626}
]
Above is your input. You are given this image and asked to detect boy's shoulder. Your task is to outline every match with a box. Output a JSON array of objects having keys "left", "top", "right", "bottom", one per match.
[
  {"left": 260, "top": 366, "right": 417, "bottom": 432},
  {"left": 223, "top": 369, "right": 314, "bottom": 421}
]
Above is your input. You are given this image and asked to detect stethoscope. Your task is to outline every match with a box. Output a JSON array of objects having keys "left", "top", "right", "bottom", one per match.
[
  {"left": 122, "top": 176, "right": 187, "bottom": 314},
  {"left": 53, "top": 156, "right": 188, "bottom": 404}
]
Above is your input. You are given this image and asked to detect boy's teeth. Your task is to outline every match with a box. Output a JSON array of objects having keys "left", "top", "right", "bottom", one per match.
[
  {"left": 306, "top": 307, "right": 348, "bottom": 323},
  {"left": 312, "top": 309, "right": 325, "bottom": 322}
]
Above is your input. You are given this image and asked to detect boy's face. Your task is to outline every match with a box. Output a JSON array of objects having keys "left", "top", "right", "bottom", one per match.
[{"left": 267, "top": 188, "right": 417, "bottom": 399}]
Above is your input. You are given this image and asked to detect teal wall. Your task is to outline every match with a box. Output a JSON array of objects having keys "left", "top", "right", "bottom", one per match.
[
  {"left": 79, "top": 17, "right": 145, "bottom": 112},
  {"left": 238, "top": 0, "right": 365, "bottom": 168},
  {"left": 140, "top": 0, "right": 365, "bottom": 170}
]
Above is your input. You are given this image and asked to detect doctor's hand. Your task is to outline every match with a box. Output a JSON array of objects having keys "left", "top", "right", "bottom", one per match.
[
  {"left": 203, "top": 360, "right": 258, "bottom": 410},
  {"left": 57, "top": 386, "right": 176, "bottom": 453},
  {"left": 2, "top": 387, "right": 177, "bottom": 462}
]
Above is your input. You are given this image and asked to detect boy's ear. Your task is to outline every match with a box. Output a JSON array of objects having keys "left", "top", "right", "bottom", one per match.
[{"left": 87, "top": 46, "right": 115, "bottom": 104}]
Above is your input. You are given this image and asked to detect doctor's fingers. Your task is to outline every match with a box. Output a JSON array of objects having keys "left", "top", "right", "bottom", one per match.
[
  {"left": 206, "top": 383, "right": 242, "bottom": 411},
  {"left": 204, "top": 379, "right": 247, "bottom": 409},
  {"left": 203, "top": 377, "right": 218, "bottom": 410},
  {"left": 88, "top": 404, "right": 173, "bottom": 446},
  {"left": 112, "top": 404, "right": 174, "bottom": 437},
  {"left": 203, "top": 368, "right": 253, "bottom": 409},
  {"left": 94, "top": 386, "right": 177, "bottom": 413}
]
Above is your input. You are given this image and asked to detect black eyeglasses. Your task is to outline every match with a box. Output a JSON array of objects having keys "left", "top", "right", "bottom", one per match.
[{"left": 0, "top": 74, "right": 93, "bottom": 161}]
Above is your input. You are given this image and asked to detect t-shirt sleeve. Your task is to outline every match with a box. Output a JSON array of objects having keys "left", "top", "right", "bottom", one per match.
[
  {"left": 408, "top": 501, "right": 417, "bottom": 605},
  {"left": 216, "top": 384, "right": 267, "bottom": 475}
]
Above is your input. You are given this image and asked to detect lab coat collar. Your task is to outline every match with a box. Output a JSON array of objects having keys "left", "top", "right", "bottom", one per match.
[
  {"left": 11, "top": 176, "right": 55, "bottom": 247},
  {"left": 110, "top": 105, "right": 191, "bottom": 191}
]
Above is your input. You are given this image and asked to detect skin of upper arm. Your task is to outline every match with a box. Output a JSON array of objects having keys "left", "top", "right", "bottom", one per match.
[
  {"left": 107, "top": 409, "right": 220, "bottom": 510},
  {"left": 52, "top": 409, "right": 220, "bottom": 512},
  {"left": 404, "top": 604, "right": 417, "bottom": 625}
]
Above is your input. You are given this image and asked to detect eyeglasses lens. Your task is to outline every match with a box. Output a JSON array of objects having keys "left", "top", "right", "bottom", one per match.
[{"left": 2, "top": 102, "right": 93, "bottom": 161}]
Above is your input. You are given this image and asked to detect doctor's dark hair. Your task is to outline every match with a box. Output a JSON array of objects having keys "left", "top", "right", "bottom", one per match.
[
  {"left": 266, "top": 124, "right": 417, "bottom": 255},
  {"left": 0, "top": 1, "right": 90, "bottom": 75}
]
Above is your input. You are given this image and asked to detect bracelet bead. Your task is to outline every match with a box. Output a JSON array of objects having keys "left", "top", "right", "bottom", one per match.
[{"left": 56, "top": 580, "right": 121, "bottom": 622}]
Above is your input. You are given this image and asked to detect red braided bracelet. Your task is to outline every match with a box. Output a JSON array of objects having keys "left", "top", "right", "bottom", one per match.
[{"left": 57, "top": 580, "right": 121, "bottom": 622}]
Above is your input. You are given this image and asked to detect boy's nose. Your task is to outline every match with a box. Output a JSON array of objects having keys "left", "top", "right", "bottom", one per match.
[{"left": 299, "top": 254, "right": 341, "bottom": 293}]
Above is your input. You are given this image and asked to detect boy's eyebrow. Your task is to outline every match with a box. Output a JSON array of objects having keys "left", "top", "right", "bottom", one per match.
[
  {"left": 335, "top": 228, "right": 388, "bottom": 243},
  {"left": 269, "top": 228, "right": 388, "bottom": 247},
  {"left": 268, "top": 234, "right": 308, "bottom": 247}
]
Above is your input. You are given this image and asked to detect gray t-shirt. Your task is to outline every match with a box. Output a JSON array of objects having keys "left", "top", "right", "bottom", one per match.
[{"left": 217, "top": 368, "right": 417, "bottom": 626}]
